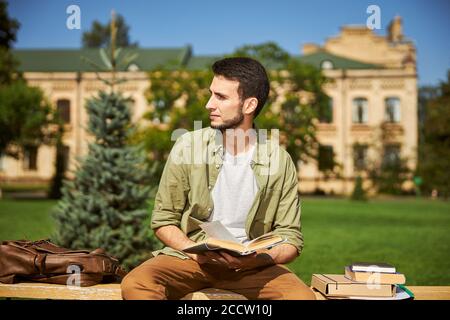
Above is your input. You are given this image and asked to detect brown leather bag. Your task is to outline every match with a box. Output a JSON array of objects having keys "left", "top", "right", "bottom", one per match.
[{"left": 0, "top": 239, "right": 127, "bottom": 286}]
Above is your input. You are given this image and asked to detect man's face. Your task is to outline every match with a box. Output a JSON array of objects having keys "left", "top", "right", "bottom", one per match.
[{"left": 206, "top": 75, "right": 244, "bottom": 130}]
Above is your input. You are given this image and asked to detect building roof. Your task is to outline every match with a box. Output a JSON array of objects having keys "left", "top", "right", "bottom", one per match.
[
  {"left": 296, "top": 50, "right": 382, "bottom": 70},
  {"left": 12, "top": 46, "right": 191, "bottom": 72},
  {"left": 185, "top": 55, "right": 221, "bottom": 70}
]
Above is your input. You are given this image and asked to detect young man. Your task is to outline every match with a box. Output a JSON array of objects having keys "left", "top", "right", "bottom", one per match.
[{"left": 121, "top": 57, "right": 316, "bottom": 300}]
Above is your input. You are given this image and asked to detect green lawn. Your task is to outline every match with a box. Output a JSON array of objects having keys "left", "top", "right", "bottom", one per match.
[{"left": 0, "top": 197, "right": 449, "bottom": 286}]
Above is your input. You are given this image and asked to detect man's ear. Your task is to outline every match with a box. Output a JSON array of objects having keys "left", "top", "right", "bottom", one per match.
[{"left": 243, "top": 97, "right": 258, "bottom": 115}]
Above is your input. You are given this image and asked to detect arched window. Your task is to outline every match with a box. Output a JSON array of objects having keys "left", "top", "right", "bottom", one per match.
[
  {"left": 385, "top": 97, "right": 401, "bottom": 123},
  {"left": 352, "top": 98, "right": 368, "bottom": 124},
  {"left": 56, "top": 99, "right": 71, "bottom": 124},
  {"left": 321, "top": 60, "right": 334, "bottom": 70}
]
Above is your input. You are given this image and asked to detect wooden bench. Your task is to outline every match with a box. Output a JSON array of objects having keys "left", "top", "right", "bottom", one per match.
[
  {"left": 1, "top": 283, "right": 450, "bottom": 300},
  {"left": 0, "top": 283, "right": 247, "bottom": 300}
]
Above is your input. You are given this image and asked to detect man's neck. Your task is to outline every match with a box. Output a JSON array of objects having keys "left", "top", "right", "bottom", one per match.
[{"left": 221, "top": 123, "right": 256, "bottom": 156}]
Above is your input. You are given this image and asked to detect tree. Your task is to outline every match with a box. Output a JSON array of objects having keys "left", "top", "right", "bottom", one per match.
[
  {"left": 417, "top": 70, "right": 450, "bottom": 198},
  {"left": 138, "top": 42, "right": 337, "bottom": 192},
  {"left": 82, "top": 14, "right": 138, "bottom": 48},
  {"left": 0, "top": 0, "right": 55, "bottom": 200},
  {"left": 52, "top": 12, "right": 161, "bottom": 270},
  {"left": 0, "top": 0, "right": 21, "bottom": 84},
  {"left": 0, "top": 0, "right": 53, "bottom": 159},
  {"left": 362, "top": 126, "right": 412, "bottom": 196},
  {"left": 231, "top": 42, "right": 337, "bottom": 173},
  {"left": 134, "top": 68, "right": 212, "bottom": 195},
  {"left": 52, "top": 92, "right": 160, "bottom": 269},
  {"left": 0, "top": 80, "right": 52, "bottom": 158},
  {"left": 351, "top": 175, "right": 367, "bottom": 201}
]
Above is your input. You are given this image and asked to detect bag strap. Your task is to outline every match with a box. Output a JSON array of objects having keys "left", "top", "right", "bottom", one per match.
[{"left": 33, "top": 253, "right": 47, "bottom": 274}]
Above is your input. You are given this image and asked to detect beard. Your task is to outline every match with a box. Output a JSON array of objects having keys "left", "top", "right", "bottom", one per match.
[{"left": 210, "top": 103, "right": 244, "bottom": 130}]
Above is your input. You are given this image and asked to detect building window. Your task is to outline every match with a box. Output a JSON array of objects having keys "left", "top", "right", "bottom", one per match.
[
  {"left": 383, "top": 144, "right": 401, "bottom": 167},
  {"left": 319, "top": 97, "right": 333, "bottom": 123},
  {"left": 353, "top": 144, "right": 368, "bottom": 171},
  {"left": 23, "top": 146, "right": 38, "bottom": 171},
  {"left": 352, "top": 98, "right": 368, "bottom": 124},
  {"left": 56, "top": 99, "right": 71, "bottom": 124},
  {"left": 318, "top": 145, "right": 334, "bottom": 171},
  {"left": 385, "top": 97, "right": 401, "bottom": 123}
]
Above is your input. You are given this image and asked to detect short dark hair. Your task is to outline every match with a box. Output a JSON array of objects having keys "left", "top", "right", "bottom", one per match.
[{"left": 212, "top": 57, "right": 270, "bottom": 118}]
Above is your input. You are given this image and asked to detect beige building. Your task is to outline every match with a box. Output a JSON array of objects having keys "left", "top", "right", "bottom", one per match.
[
  {"left": 1, "top": 17, "right": 417, "bottom": 195},
  {"left": 1, "top": 47, "right": 190, "bottom": 184},
  {"left": 297, "top": 16, "right": 417, "bottom": 194}
]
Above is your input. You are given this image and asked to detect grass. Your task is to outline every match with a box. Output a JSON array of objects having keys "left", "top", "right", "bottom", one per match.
[
  {"left": 0, "top": 197, "right": 449, "bottom": 286},
  {"left": 288, "top": 197, "right": 450, "bottom": 286},
  {"left": 0, "top": 183, "right": 49, "bottom": 193},
  {"left": 0, "top": 199, "right": 56, "bottom": 240}
]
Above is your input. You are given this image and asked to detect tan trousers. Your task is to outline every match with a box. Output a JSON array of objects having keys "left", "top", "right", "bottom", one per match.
[{"left": 121, "top": 255, "right": 316, "bottom": 300}]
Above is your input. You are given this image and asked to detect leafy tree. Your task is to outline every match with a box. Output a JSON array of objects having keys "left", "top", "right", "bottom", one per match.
[
  {"left": 0, "top": 80, "right": 52, "bottom": 158},
  {"left": 133, "top": 68, "right": 212, "bottom": 194},
  {"left": 230, "top": 42, "right": 336, "bottom": 171},
  {"left": 351, "top": 175, "right": 367, "bottom": 201},
  {"left": 362, "top": 126, "right": 412, "bottom": 195},
  {"left": 138, "top": 42, "right": 337, "bottom": 191},
  {"left": 368, "top": 157, "right": 411, "bottom": 195},
  {"left": 0, "top": 0, "right": 21, "bottom": 84},
  {"left": 0, "top": 0, "right": 52, "bottom": 159},
  {"left": 82, "top": 13, "right": 138, "bottom": 48},
  {"left": 417, "top": 70, "right": 450, "bottom": 198}
]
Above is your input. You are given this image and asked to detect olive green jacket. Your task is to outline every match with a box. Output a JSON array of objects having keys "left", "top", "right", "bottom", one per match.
[{"left": 150, "top": 126, "right": 303, "bottom": 259}]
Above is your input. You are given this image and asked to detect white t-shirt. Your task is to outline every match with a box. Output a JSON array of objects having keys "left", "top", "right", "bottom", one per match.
[{"left": 210, "top": 143, "right": 259, "bottom": 243}]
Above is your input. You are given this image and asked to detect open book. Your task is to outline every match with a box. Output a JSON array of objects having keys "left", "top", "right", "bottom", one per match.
[{"left": 182, "top": 221, "right": 286, "bottom": 256}]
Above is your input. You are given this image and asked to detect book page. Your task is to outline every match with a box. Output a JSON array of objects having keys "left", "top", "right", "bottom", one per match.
[
  {"left": 247, "top": 232, "right": 276, "bottom": 245},
  {"left": 199, "top": 221, "right": 240, "bottom": 243},
  {"left": 247, "top": 235, "right": 285, "bottom": 251}
]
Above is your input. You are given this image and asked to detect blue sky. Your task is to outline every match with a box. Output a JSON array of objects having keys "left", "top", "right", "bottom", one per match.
[{"left": 8, "top": 0, "right": 450, "bottom": 86}]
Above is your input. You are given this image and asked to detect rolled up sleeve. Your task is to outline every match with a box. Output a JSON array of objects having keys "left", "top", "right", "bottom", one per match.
[
  {"left": 150, "top": 137, "right": 190, "bottom": 230},
  {"left": 271, "top": 155, "right": 304, "bottom": 255}
]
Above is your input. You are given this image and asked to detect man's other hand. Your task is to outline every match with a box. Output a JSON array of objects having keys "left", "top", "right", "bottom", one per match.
[
  {"left": 186, "top": 251, "right": 229, "bottom": 267},
  {"left": 218, "top": 250, "right": 275, "bottom": 271}
]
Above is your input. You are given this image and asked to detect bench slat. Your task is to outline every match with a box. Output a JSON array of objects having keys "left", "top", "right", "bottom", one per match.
[
  {"left": 408, "top": 286, "right": 450, "bottom": 300},
  {"left": 0, "top": 283, "right": 122, "bottom": 300},
  {"left": 1, "top": 283, "right": 450, "bottom": 300}
]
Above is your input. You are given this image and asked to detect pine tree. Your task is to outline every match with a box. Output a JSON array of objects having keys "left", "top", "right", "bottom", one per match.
[
  {"left": 52, "top": 90, "right": 160, "bottom": 270},
  {"left": 52, "top": 12, "right": 160, "bottom": 270}
]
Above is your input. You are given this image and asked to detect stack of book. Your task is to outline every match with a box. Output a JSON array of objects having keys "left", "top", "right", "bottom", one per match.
[{"left": 311, "top": 262, "right": 414, "bottom": 300}]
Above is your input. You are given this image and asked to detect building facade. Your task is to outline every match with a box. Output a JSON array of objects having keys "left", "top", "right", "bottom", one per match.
[
  {"left": 297, "top": 16, "right": 417, "bottom": 194},
  {"left": 0, "top": 17, "right": 417, "bottom": 195}
]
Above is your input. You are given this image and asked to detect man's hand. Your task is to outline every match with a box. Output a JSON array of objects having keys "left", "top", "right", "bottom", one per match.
[{"left": 186, "top": 251, "right": 229, "bottom": 267}]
